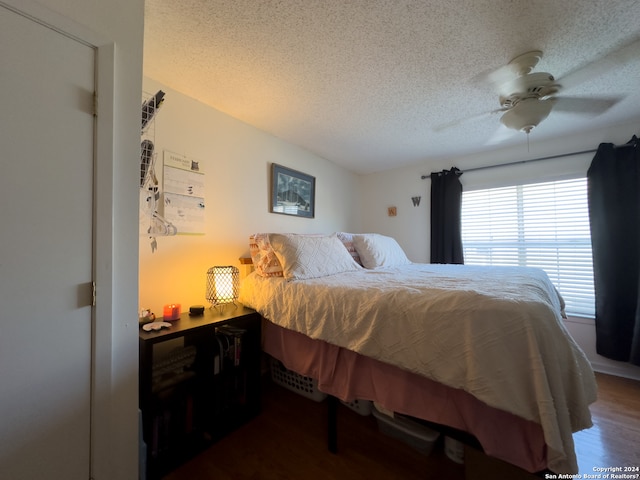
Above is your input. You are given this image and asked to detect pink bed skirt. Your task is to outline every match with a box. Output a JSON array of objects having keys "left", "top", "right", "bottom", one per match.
[{"left": 263, "top": 319, "right": 548, "bottom": 473}]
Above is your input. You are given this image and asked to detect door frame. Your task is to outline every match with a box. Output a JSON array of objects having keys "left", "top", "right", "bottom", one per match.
[{"left": 0, "top": 1, "right": 117, "bottom": 478}]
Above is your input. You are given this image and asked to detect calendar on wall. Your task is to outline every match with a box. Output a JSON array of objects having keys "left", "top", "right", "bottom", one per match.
[{"left": 162, "top": 150, "right": 206, "bottom": 235}]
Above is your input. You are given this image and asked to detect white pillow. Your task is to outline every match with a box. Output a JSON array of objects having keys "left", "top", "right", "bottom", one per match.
[
  {"left": 352, "top": 234, "right": 411, "bottom": 268},
  {"left": 268, "top": 233, "right": 362, "bottom": 280}
]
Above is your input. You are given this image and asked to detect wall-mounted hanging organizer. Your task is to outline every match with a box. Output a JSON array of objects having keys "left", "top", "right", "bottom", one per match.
[{"left": 139, "top": 90, "right": 177, "bottom": 251}]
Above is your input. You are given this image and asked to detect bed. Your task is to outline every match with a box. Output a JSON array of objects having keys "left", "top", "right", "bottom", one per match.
[{"left": 238, "top": 232, "right": 597, "bottom": 475}]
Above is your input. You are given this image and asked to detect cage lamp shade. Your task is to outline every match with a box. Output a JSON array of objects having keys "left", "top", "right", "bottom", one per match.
[{"left": 206, "top": 266, "right": 239, "bottom": 307}]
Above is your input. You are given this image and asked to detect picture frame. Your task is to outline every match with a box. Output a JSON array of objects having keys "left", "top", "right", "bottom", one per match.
[{"left": 270, "top": 163, "right": 315, "bottom": 218}]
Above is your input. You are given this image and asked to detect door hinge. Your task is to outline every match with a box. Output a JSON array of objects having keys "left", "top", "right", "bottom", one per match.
[
  {"left": 92, "top": 281, "right": 96, "bottom": 307},
  {"left": 93, "top": 91, "right": 98, "bottom": 117}
]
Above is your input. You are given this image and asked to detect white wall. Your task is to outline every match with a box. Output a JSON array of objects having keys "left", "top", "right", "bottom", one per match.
[
  {"left": 360, "top": 119, "right": 640, "bottom": 380},
  {"left": 357, "top": 166, "right": 430, "bottom": 263},
  {"left": 140, "top": 77, "right": 361, "bottom": 315}
]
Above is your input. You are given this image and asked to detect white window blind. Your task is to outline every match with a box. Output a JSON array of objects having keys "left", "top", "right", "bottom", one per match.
[{"left": 461, "top": 178, "right": 594, "bottom": 318}]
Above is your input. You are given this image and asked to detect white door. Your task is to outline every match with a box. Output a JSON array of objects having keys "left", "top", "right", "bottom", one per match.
[{"left": 0, "top": 5, "right": 95, "bottom": 479}]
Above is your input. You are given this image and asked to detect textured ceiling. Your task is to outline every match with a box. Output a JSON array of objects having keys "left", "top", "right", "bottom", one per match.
[{"left": 143, "top": 0, "right": 640, "bottom": 174}]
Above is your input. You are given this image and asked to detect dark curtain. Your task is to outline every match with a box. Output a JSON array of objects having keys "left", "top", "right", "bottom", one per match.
[
  {"left": 430, "top": 167, "right": 464, "bottom": 264},
  {"left": 587, "top": 135, "right": 640, "bottom": 365}
]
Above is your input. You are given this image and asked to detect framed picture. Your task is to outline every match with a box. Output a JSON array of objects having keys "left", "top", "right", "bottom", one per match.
[{"left": 270, "top": 163, "right": 315, "bottom": 218}]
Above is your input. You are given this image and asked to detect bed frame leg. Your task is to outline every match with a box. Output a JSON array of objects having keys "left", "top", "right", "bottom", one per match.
[{"left": 327, "top": 395, "right": 338, "bottom": 453}]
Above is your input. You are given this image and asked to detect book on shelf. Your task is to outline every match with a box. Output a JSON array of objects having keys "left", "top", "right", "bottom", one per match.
[{"left": 216, "top": 325, "right": 246, "bottom": 368}]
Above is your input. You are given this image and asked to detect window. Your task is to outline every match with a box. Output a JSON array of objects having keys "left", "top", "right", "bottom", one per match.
[{"left": 461, "top": 178, "right": 594, "bottom": 318}]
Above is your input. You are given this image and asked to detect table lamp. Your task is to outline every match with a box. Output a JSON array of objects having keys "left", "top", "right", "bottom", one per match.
[{"left": 206, "top": 265, "right": 239, "bottom": 310}]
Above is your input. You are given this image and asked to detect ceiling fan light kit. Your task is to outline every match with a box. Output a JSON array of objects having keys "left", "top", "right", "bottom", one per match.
[{"left": 500, "top": 97, "right": 556, "bottom": 133}]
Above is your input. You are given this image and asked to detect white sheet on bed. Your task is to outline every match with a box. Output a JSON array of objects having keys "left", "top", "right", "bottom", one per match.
[{"left": 239, "top": 263, "right": 597, "bottom": 474}]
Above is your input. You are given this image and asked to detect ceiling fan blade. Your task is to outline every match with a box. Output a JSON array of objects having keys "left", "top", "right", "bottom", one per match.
[
  {"left": 553, "top": 96, "right": 623, "bottom": 115},
  {"left": 557, "top": 37, "right": 640, "bottom": 91},
  {"left": 473, "top": 50, "right": 544, "bottom": 91},
  {"left": 433, "top": 108, "right": 505, "bottom": 133},
  {"left": 484, "top": 63, "right": 525, "bottom": 88},
  {"left": 484, "top": 124, "right": 517, "bottom": 146},
  {"left": 490, "top": 51, "right": 544, "bottom": 85}
]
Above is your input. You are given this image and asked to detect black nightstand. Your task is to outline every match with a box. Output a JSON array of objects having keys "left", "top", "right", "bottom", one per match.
[{"left": 139, "top": 305, "right": 261, "bottom": 479}]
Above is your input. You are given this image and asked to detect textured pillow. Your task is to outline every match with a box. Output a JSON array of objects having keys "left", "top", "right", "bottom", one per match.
[
  {"left": 352, "top": 233, "right": 411, "bottom": 268},
  {"left": 336, "top": 232, "right": 363, "bottom": 266},
  {"left": 269, "top": 233, "right": 362, "bottom": 280},
  {"left": 249, "top": 233, "right": 284, "bottom": 277}
]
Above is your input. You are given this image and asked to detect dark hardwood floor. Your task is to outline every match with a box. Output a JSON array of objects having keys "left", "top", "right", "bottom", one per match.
[
  {"left": 574, "top": 372, "right": 640, "bottom": 474},
  {"left": 163, "top": 372, "right": 640, "bottom": 480}
]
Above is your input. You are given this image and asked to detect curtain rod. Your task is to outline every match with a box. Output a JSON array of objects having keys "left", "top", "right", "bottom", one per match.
[{"left": 420, "top": 148, "right": 597, "bottom": 180}]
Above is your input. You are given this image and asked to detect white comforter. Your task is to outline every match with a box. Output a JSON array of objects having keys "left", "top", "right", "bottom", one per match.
[{"left": 240, "top": 263, "right": 597, "bottom": 474}]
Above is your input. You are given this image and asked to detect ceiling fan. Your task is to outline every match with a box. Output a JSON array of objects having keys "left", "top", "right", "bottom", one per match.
[
  {"left": 484, "top": 49, "right": 620, "bottom": 135},
  {"left": 489, "top": 51, "right": 557, "bottom": 133},
  {"left": 435, "top": 38, "right": 640, "bottom": 137}
]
